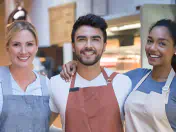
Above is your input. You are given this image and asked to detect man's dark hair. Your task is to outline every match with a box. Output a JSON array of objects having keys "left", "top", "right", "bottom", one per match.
[{"left": 71, "top": 14, "right": 108, "bottom": 43}]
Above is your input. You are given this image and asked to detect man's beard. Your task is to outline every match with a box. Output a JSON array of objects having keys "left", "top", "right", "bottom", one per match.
[{"left": 74, "top": 48, "right": 103, "bottom": 66}]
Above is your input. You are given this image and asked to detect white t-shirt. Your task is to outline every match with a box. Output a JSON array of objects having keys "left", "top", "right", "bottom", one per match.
[{"left": 49, "top": 68, "right": 132, "bottom": 131}]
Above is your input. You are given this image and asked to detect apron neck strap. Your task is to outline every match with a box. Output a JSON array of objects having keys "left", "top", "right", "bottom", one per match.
[
  {"left": 39, "top": 74, "right": 48, "bottom": 96},
  {"left": 132, "top": 71, "right": 151, "bottom": 92},
  {"left": 2, "top": 67, "right": 12, "bottom": 95},
  {"left": 162, "top": 68, "right": 175, "bottom": 92},
  {"left": 133, "top": 68, "right": 175, "bottom": 92},
  {"left": 70, "top": 67, "right": 109, "bottom": 88},
  {"left": 101, "top": 67, "right": 109, "bottom": 80}
]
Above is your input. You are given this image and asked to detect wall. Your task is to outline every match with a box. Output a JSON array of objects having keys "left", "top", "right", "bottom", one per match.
[
  {"left": 29, "top": 0, "right": 77, "bottom": 47},
  {"left": 108, "top": 0, "right": 173, "bottom": 15}
]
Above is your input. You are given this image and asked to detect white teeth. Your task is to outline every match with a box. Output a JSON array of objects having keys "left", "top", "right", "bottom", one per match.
[
  {"left": 84, "top": 51, "right": 94, "bottom": 55},
  {"left": 18, "top": 57, "right": 29, "bottom": 60},
  {"left": 150, "top": 55, "right": 159, "bottom": 58}
]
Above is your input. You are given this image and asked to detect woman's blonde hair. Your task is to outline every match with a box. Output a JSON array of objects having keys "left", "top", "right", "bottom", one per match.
[{"left": 6, "top": 20, "right": 38, "bottom": 46}]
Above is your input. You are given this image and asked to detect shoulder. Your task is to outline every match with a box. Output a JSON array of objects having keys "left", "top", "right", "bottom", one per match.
[
  {"left": 0, "top": 66, "right": 9, "bottom": 73},
  {"left": 113, "top": 73, "right": 132, "bottom": 91},
  {"left": 0, "top": 66, "right": 9, "bottom": 81},
  {"left": 50, "top": 74, "right": 70, "bottom": 92},
  {"left": 124, "top": 68, "right": 151, "bottom": 79}
]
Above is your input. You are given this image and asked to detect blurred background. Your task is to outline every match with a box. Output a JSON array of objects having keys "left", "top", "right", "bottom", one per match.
[
  {"left": 1, "top": 0, "right": 176, "bottom": 77},
  {"left": 0, "top": 0, "right": 176, "bottom": 128}
]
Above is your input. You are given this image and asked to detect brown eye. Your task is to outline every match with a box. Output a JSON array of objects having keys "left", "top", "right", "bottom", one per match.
[
  {"left": 159, "top": 42, "right": 166, "bottom": 47},
  {"left": 92, "top": 38, "right": 99, "bottom": 41},
  {"left": 78, "top": 38, "right": 85, "bottom": 41},
  {"left": 147, "top": 39, "right": 153, "bottom": 44}
]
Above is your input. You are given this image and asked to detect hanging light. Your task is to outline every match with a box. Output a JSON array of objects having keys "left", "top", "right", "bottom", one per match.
[{"left": 7, "top": 0, "right": 28, "bottom": 24}]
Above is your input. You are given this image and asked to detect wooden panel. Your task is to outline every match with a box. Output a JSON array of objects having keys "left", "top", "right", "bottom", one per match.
[
  {"left": 49, "top": 3, "right": 76, "bottom": 46},
  {"left": 0, "top": 2, "right": 10, "bottom": 66}
]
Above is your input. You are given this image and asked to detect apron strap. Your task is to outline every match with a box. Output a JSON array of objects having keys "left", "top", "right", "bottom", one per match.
[
  {"left": 162, "top": 68, "right": 175, "bottom": 104},
  {"left": 107, "top": 72, "right": 118, "bottom": 87},
  {"left": 39, "top": 74, "right": 49, "bottom": 96},
  {"left": 162, "top": 68, "right": 175, "bottom": 92},
  {"left": 2, "top": 67, "right": 12, "bottom": 95},
  {"left": 70, "top": 68, "right": 117, "bottom": 88},
  {"left": 101, "top": 67, "right": 109, "bottom": 80},
  {"left": 101, "top": 68, "right": 118, "bottom": 85},
  {"left": 132, "top": 71, "right": 151, "bottom": 92}
]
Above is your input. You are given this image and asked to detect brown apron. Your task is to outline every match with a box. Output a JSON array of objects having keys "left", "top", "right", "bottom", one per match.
[{"left": 65, "top": 68, "right": 124, "bottom": 132}]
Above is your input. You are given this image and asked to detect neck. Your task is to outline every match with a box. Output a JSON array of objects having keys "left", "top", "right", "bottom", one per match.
[
  {"left": 152, "top": 65, "right": 172, "bottom": 82},
  {"left": 77, "top": 61, "right": 101, "bottom": 81},
  {"left": 9, "top": 65, "right": 34, "bottom": 81}
]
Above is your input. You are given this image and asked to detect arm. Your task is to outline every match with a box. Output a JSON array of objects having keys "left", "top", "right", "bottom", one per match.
[
  {"left": 49, "top": 112, "right": 62, "bottom": 132},
  {"left": 60, "top": 60, "right": 77, "bottom": 81},
  {"left": 49, "top": 112, "right": 58, "bottom": 126}
]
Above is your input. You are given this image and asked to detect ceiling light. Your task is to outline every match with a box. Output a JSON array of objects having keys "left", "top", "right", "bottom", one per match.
[{"left": 109, "top": 23, "right": 141, "bottom": 32}]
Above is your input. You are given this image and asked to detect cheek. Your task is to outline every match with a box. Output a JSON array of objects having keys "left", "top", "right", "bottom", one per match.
[
  {"left": 8, "top": 48, "right": 17, "bottom": 56},
  {"left": 145, "top": 45, "right": 149, "bottom": 53}
]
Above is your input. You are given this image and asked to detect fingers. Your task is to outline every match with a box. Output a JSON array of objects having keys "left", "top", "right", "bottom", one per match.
[
  {"left": 59, "top": 60, "right": 77, "bottom": 82},
  {"left": 60, "top": 64, "right": 71, "bottom": 82},
  {"left": 71, "top": 64, "right": 77, "bottom": 75},
  {"left": 65, "top": 62, "right": 75, "bottom": 77}
]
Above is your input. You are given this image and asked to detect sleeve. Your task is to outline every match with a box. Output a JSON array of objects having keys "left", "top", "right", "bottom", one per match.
[
  {"left": 112, "top": 74, "right": 132, "bottom": 122},
  {"left": 49, "top": 77, "right": 60, "bottom": 113},
  {"left": 120, "top": 76, "right": 132, "bottom": 121}
]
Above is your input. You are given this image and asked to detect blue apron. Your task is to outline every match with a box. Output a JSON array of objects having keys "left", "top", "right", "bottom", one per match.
[{"left": 0, "top": 67, "right": 51, "bottom": 132}]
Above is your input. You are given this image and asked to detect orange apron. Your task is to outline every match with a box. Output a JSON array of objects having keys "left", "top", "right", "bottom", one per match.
[{"left": 65, "top": 68, "right": 124, "bottom": 132}]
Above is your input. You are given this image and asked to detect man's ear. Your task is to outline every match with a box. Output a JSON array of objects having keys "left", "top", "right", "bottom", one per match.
[
  {"left": 72, "top": 43, "right": 75, "bottom": 52},
  {"left": 103, "top": 42, "right": 107, "bottom": 52}
]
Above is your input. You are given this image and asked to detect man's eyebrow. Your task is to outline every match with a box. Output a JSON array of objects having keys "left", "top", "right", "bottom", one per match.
[
  {"left": 92, "top": 35, "right": 101, "bottom": 39},
  {"left": 76, "top": 36, "right": 86, "bottom": 39}
]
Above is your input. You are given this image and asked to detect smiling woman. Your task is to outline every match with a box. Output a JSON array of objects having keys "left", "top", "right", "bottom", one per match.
[
  {"left": 6, "top": 22, "right": 38, "bottom": 70},
  {"left": 0, "top": 20, "right": 58, "bottom": 132},
  {"left": 124, "top": 19, "right": 176, "bottom": 132}
]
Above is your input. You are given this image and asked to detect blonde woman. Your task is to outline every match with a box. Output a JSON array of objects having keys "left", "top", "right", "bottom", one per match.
[{"left": 0, "top": 21, "right": 60, "bottom": 132}]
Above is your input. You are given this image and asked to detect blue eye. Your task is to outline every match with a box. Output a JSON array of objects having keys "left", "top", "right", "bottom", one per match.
[{"left": 27, "top": 43, "right": 34, "bottom": 46}]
